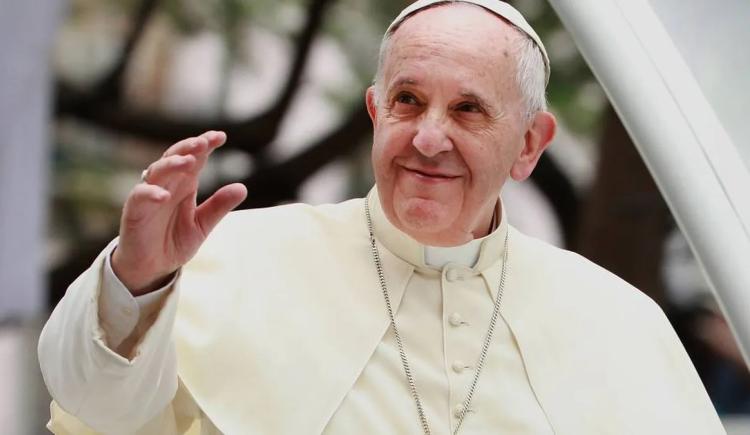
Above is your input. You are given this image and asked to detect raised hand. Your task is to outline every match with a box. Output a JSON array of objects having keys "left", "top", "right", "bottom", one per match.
[{"left": 111, "top": 131, "right": 247, "bottom": 295}]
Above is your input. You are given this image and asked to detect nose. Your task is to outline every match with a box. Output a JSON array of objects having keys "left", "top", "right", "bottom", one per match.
[{"left": 412, "top": 116, "right": 453, "bottom": 157}]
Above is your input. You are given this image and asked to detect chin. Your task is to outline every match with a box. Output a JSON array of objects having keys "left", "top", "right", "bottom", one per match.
[{"left": 395, "top": 197, "right": 457, "bottom": 236}]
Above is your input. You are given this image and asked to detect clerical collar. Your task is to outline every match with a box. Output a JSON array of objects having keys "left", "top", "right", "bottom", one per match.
[
  {"left": 367, "top": 187, "right": 508, "bottom": 273},
  {"left": 424, "top": 240, "right": 484, "bottom": 269}
]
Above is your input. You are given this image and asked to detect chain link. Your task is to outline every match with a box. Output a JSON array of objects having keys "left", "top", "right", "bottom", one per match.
[{"left": 364, "top": 197, "right": 510, "bottom": 435}]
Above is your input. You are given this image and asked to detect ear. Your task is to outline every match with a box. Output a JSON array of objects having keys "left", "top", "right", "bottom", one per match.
[
  {"left": 366, "top": 86, "right": 378, "bottom": 129},
  {"left": 510, "top": 111, "right": 557, "bottom": 181}
]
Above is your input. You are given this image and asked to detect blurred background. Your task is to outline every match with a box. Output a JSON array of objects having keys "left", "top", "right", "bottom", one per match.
[{"left": 1, "top": 0, "right": 748, "bottom": 433}]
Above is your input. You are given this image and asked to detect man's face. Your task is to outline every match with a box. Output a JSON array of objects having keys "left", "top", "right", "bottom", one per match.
[{"left": 368, "top": 5, "right": 538, "bottom": 246}]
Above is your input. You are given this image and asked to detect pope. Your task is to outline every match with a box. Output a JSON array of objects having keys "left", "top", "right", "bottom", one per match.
[{"left": 39, "top": 0, "right": 726, "bottom": 434}]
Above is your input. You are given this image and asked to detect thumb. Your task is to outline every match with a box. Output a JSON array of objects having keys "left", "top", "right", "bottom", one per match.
[{"left": 195, "top": 183, "right": 248, "bottom": 237}]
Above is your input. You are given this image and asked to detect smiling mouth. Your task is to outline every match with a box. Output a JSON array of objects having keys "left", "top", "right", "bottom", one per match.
[{"left": 403, "top": 167, "right": 459, "bottom": 180}]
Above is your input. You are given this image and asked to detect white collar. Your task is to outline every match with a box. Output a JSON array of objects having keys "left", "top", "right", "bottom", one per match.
[{"left": 424, "top": 238, "right": 484, "bottom": 268}]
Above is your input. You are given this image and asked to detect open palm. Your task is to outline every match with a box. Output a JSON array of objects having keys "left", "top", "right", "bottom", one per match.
[{"left": 112, "top": 131, "right": 247, "bottom": 295}]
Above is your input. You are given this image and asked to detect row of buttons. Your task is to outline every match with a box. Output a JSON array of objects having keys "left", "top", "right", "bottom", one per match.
[
  {"left": 450, "top": 310, "right": 474, "bottom": 418},
  {"left": 446, "top": 263, "right": 472, "bottom": 420},
  {"left": 445, "top": 268, "right": 478, "bottom": 421}
]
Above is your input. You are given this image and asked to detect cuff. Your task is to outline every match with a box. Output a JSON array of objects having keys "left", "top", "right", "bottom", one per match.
[{"left": 98, "top": 245, "right": 176, "bottom": 349}]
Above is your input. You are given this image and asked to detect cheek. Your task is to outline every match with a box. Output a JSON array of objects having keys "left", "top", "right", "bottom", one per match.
[
  {"left": 371, "top": 132, "right": 399, "bottom": 186},
  {"left": 465, "top": 144, "right": 511, "bottom": 193},
  {"left": 373, "top": 124, "right": 412, "bottom": 166}
]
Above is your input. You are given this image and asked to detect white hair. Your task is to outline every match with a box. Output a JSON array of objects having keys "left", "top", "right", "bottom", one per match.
[{"left": 373, "top": 3, "right": 548, "bottom": 117}]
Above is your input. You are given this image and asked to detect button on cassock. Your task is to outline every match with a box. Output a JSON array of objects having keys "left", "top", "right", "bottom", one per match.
[
  {"left": 453, "top": 403, "right": 466, "bottom": 418},
  {"left": 449, "top": 312, "right": 464, "bottom": 327},
  {"left": 453, "top": 403, "right": 475, "bottom": 418},
  {"left": 452, "top": 360, "right": 470, "bottom": 374}
]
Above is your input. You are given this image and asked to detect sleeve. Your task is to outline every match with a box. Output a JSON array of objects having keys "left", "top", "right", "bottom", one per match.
[
  {"left": 46, "top": 380, "right": 213, "bottom": 435},
  {"left": 99, "top": 245, "right": 175, "bottom": 351},
  {"left": 38, "top": 239, "right": 183, "bottom": 434}
]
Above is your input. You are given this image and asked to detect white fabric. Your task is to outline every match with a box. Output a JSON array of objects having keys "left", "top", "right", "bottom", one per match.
[
  {"left": 326, "top": 203, "right": 552, "bottom": 434},
  {"left": 91, "top": 201, "right": 549, "bottom": 434},
  {"left": 39, "top": 189, "right": 725, "bottom": 434},
  {"left": 39, "top": 239, "right": 181, "bottom": 434},
  {"left": 99, "top": 248, "right": 173, "bottom": 350},
  {"left": 424, "top": 239, "right": 483, "bottom": 269}
]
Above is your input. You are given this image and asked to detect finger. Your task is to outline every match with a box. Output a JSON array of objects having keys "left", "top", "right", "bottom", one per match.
[
  {"left": 162, "top": 136, "right": 209, "bottom": 158},
  {"left": 161, "top": 131, "right": 227, "bottom": 181},
  {"left": 199, "top": 130, "right": 227, "bottom": 152},
  {"left": 162, "top": 131, "right": 227, "bottom": 158},
  {"left": 122, "top": 183, "right": 171, "bottom": 226},
  {"left": 194, "top": 183, "right": 247, "bottom": 237},
  {"left": 181, "top": 131, "right": 229, "bottom": 181},
  {"left": 144, "top": 154, "right": 197, "bottom": 186}
]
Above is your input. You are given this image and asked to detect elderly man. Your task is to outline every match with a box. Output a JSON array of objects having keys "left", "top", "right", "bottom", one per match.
[{"left": 39, "top": 1, "right": 724, "bottom": 434}]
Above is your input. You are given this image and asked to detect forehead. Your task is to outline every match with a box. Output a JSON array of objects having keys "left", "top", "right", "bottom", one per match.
[
  {"left": 384, "top": 4, "right": 520, "bottom": 88},
  {"left": 390, "top": 3, "right": 514, "bottom": 39}
]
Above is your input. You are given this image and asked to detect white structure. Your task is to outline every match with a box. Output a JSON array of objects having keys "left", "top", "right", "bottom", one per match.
[{"left": 548, "top": 0, "right": 750, "bottom": 364}]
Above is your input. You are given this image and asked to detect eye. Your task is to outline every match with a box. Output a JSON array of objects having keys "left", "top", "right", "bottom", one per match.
[
  {"left": 395, "top": 92, "right": 419, "bottom": 105},
  {"left": 455, "top": 102, "right": 483, "bottom": 113}
]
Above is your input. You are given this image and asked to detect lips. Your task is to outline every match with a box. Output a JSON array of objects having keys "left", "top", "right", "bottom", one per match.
[{"left": 403, "top": 166, "right": 460, "bottom": 180}]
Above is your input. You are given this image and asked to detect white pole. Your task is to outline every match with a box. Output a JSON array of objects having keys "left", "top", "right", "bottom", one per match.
[{"left": 546, "top": 0, "right": 750, "bottom": 364}]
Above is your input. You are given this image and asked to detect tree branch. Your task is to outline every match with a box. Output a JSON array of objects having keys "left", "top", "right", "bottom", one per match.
[
  {"left": 94, "top": 0, "right": 160, "bottom": 102},
  {"left": 240, "top": 102, "right": 371, "bottom": 208},
  {"left": 55, "top": 0, "right": 337, "bottom": 154},
  {"left": 214, "top": 0, "right": 336, "bottom": 147},
  {"left": 266, "top": 0, "right": 334, "bottom": 121},
  {"left": 56, "top": 83, "right": 271, "bottom": 153}
]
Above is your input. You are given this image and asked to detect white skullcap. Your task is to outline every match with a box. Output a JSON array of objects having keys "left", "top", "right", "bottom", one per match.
[{"left": 385, "top": 0, "right": 550, "bottom": 84}]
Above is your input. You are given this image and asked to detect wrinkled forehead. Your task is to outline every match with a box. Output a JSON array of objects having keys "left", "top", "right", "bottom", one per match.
[{"left": 385, "top": 0, "right": 550, "bottom": 83}]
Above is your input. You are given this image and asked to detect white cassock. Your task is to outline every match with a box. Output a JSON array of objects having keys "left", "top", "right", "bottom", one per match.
[{"left": 39, "top": 187, "right": 726, "bottom": 434}]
